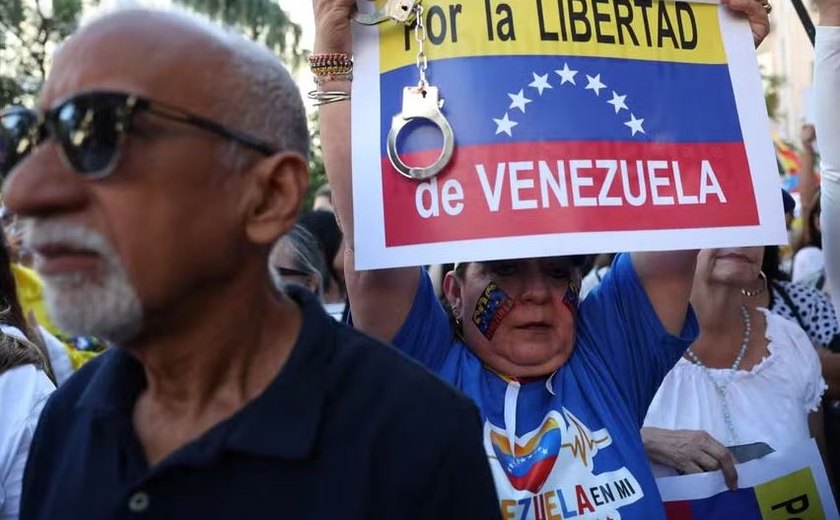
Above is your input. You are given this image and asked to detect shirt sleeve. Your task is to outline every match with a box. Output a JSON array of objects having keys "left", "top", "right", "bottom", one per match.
[
  {"left": 815, "top": 26, "right": 840, "bottom": 321},
  {"left": 579, "top": 253, "right": 699, "bottom": 425},
  {"left": 389, "top": 268, "right": 457, "bottom": 372},
  {"left": 0, "top": 367, "right": 53, "bottom": 520}
]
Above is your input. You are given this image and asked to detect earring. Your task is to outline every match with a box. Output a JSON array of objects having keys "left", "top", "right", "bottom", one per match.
[{"left": 740, "top": 271, "right": 768, "bottom": 297}]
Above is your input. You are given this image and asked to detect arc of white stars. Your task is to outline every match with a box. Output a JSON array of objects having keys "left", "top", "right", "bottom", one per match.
[
  {"left": 529, "top": 73, "right": 553, "bottom": 96},
  {"left": 508, "top": 89, "right": 532, "bottom": 113},
  {"left": 555, "top": 63, "right": 578, "bottom": 85},
  {"left": 607, "top": 91, "right": 628, "bottom": 114},
  {"left": 493, "top": 113, "right": 518, "bottom": 137},
  {"left": 624, "top": 113, "right": 645, "bottom": 136},
  {"left": 585, "top": 74, "right": 606, "bottom": 96},
  {"left": 497, "top": 67, "right": 646, "bottom": 139}
]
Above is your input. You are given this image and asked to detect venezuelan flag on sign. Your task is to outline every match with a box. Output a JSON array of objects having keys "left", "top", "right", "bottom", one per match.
[
  {"left": 663, "top": 467, "right": 827, "bottom": 519},
  {"left": 374, "top": 0, "right": 760, "bottom": 247}
]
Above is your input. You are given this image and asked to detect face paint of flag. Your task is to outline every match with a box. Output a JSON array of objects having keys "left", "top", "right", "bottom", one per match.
[
  {"left": 563, "top": 280, "right": 580, "bottom": 317},
  {"left": 375, "top": 1, "right": 759, "bottom": 247},
  {"left": 472, "top": 282, "right": 516, "bottom": 340}
]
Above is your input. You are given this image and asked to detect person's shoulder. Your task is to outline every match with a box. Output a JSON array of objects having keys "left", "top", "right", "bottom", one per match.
[
  {"left": 763, "top": 309, "right": 816, "bottom": 350},
  {"left": 0, "top": 364, "right": 54, "bottom": 428},
  {"left": 331, "top": 321, "right": 467, "bottom": 407},
  {"left": 778, "top": 279, "right": 833, "bottom": 307},
  {"left": 38, "top": 349, "right": 112, "bottom": 418}
]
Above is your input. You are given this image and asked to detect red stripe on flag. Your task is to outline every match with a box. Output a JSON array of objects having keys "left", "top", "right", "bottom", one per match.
[
  {"left": 664, "top": 500, "right": 695, "bottom": 519},
  {"left": 381, "top": 141, "right": 758, "bottom": 247}
]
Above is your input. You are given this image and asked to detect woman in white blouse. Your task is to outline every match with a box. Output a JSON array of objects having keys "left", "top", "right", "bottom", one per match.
[{"left": 642, "top": 247, "right": 827, "bottom": 489}]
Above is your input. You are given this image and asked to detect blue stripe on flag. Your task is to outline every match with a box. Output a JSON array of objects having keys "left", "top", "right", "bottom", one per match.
[{"left": 378, "top": 55, "right": 742, "bottom": 155}]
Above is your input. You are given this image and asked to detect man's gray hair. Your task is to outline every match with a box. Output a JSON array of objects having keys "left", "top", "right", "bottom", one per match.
[
  {"left": 218, "top": 38, "right": 310, "bottom": 169},
  {"left": 83, "top": 3, "right": 309, "bottom": 169},
  {"left": 269, "top": 225, "right": 326, "bottom": 298}
]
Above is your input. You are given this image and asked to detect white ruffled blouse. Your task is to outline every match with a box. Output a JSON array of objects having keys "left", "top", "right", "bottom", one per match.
[{"left": 644, "top": 309, "right": 827, "bottom": 451}]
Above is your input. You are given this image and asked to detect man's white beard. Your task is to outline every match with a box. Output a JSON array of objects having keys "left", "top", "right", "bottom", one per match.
[{"left": 24, "top": 220, "right": 143, "bottom": 344}]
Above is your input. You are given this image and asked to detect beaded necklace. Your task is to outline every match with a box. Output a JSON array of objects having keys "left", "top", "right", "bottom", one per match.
[{"left": 684, "top": 304, "right": 751, "bottom": 444}]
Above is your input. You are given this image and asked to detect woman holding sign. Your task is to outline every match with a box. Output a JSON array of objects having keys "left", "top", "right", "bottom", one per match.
[{"left": 312, "top": 0, "right": 770, "bottom": 517}]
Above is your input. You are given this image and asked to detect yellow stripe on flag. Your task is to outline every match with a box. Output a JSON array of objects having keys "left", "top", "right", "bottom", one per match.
[{"left": 377, "top": 0, "right": 726, "bottom": 73}]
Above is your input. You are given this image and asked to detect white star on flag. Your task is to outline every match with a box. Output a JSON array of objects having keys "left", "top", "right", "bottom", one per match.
[
  {"left": 529, "top": 73, "right": 553, "bottom": 96},
  {"left": 508, "top": 90, "right": 532, "bottom": 113},
  {"left": 624, "top": 113, "right": 645, "bottom": 136},
  {"left": 607, "top": 92, "right": 628, "bottom": 113},
  {"left": 555, "top": 63, "right": 578, "bottom": 85},
  {"left": 585, "top": 74, "right": 606, "bottom": 96},
  {"left": 493, "top": 113, "right": 518, "bottom": 136}
]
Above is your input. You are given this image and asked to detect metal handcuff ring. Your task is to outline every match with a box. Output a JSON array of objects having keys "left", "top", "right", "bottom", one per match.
[
  {"left": 386, "top": 86, "right": 454, "bottom": 180},
  {"left": 351, "top": 0, "right": 418, "bottom": 25},
  {"left": 352, "top": 0, "right": 455, "bottom": 180}
]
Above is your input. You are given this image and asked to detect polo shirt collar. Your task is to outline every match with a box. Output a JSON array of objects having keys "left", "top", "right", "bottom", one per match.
[{"left": 76, "top": 285, "right": 338, "bottom": 461}]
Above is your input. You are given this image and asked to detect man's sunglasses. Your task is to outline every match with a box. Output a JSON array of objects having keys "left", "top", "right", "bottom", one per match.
[{"left": 0, "top": 90, "right": 278, "bottom": 180}]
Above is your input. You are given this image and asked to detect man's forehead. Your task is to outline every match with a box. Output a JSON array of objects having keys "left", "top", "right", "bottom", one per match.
[{"left": 41, "top": 11, "right": 229, "bottom": 110}]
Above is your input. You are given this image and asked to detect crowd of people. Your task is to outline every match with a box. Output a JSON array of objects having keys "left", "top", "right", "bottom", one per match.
[{"left": 0, "top": 0, "right": 837, "bottom": 518}]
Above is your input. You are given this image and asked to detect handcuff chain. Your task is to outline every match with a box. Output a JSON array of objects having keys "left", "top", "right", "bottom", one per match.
[{"left": 414, "top": 5, "right": 428, "bottom": 88}]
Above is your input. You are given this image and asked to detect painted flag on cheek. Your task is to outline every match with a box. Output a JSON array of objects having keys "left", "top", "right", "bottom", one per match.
[{"left": 351, "top": 0, "right": 786, "bottom": 269}]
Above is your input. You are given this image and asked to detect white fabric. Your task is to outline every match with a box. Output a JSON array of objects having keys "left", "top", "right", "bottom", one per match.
[
  {"left": 792, "top": 246, "right": 825, "bottom": 285},
  {"left": 815, "top": 26, "right": 840, "bottom": 321},
  {"left": 323, "top": 302, "right": 346, "bottom": 321},
  {"left": 37, "top": 327, "right": 73, "bottom": 386},
  {"left": 0, "top": 364, "right": 54, "bottom": 519},
  {"left": 580, "top": 266, "right": 611, "bottom": 300},
  {"left": 644, "top": 310, "right": 826, "bottom": 455}
]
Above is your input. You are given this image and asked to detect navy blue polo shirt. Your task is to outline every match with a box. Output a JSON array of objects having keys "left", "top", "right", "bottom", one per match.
[{"left": 21, "top": 286, "right": 501, "bottom": 519}]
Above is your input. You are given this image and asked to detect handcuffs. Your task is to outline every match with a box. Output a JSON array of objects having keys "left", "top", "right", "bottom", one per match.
[{"left": 352, "top": 0, "right": 454, "bottom": 180}]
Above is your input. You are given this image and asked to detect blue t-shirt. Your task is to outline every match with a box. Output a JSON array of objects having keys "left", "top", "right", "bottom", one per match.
[{"left": 393, "top": 254, "right": 698, "bottom": 520}]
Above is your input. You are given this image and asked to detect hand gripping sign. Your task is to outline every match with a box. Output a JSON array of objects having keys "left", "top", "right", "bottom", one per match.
[{"left": 350, "top": 0, "right": 787, "bottom": 270}]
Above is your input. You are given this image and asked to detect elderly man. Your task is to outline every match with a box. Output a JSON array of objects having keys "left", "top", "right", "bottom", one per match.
[{"left": 0, "top": 9, "right": 500, "bottom": 519}]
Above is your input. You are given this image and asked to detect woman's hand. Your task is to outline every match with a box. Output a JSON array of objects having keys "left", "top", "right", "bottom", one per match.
[
  {"left": 313, "top": 0, "right": 371, "bottom": 53},
  {"left": 642, "top": 427, "right": 739, "bottom": 490},
  {"left": 722, "top": 0, "right": 771, "bottom": 48}
]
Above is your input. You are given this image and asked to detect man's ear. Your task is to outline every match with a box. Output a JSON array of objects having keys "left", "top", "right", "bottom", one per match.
[
  {"left": 244, "top": 152, "right": 309, "bottom": 245},
  {"left": 443, "top": 271, "right": 465, "bottom": 320}
]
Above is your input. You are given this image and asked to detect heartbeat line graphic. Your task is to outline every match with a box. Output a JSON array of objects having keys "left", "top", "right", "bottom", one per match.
[{"left": 561, "top": 409, "right": 611, "bottom": 468}]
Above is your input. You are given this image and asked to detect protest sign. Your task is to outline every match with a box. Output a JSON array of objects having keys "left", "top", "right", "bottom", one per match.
[
  {"left": 351, "top": 0, "right": 787, "bottom": 269},
  {"left": 657, "top": 439, "right": 839, "bottom": 519}
]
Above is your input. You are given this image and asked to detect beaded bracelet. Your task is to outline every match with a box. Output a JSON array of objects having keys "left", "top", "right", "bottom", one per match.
[{"left": 309, "top": 52, "right": 353, "bottom": 78}]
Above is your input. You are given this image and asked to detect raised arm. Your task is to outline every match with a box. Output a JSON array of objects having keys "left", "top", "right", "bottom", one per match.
[
  {"left": 626, "top": 0, "right": 770, "bottom": 336},
  {"left": 631, "top": 251, "right": 697, "bottom": 336},
  {"left": 815, "top": 2, "right": 840, "bottom": 318},
  {"left": 313, "top": 0, "right": 420, "bottom": 342},
  {"left": 799, "top": 124, "right": 818, "bottom": 217}
]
